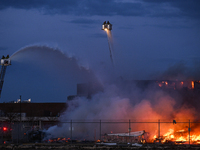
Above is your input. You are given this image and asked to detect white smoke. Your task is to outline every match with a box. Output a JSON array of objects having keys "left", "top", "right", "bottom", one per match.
[{"left": 45, "top": 80, "right": 198, "bottom": 140}]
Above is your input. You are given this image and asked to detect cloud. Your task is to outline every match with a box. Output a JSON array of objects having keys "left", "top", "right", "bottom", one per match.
[
  {"left": 143, "top": 0, "right": 200, "bottom": 19},
  {"left": 0, "top": 0, "right": 79, "bottom": 13},
  {"left": 1, "top": 0, "right": 199, "bottom": 20},
  {"left": 0, "top": 0, "right": 152, "bottom": 17}
]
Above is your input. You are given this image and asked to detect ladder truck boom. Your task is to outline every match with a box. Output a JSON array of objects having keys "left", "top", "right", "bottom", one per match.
[{"left": 0, "top": 55, "right": 11, "bottom": 97}]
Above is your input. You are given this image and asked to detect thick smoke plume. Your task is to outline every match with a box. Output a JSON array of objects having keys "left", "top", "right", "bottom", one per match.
[
  {"left": 156, "top": 61, "right": 200, "bottom": 81},
  {"left": 46, "top": 75, "right": 200, "bottom": 140}
]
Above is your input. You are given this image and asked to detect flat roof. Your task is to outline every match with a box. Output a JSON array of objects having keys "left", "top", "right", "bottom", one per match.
[{"left": 0, "top": 103, "right": 67, "bottom": 117}]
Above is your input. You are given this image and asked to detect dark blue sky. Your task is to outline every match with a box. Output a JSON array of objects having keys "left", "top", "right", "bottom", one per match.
[{"left": 0, "top": 0, "right": 200, "bottom": 102}]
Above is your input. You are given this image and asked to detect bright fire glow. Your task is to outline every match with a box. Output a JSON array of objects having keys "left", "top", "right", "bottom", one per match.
[
  {"left": 153, "top": 128, "right": 200, "bottom": 144},
  {"left": 191, "top": 81, "right": 194, "bottom": 89}
]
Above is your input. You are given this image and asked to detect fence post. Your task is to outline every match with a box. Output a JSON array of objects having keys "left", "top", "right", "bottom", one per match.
[
  {"left": 100, "top": 120, "right": 101, "bottom": 141},
  {"left": 158, "top": 119, "right": 160, "bottom": 142},
  {"left": 129, "top": 119, "right": 131, "bottom": 143},
  {"left": 189, "top": 120, "right": 190, "bottom": 146},
  {"left": 71, "top": 120, "right": 72, "bottom": 144},
  {"left": 1, "top": 121, "right": 3, "bottom": 144}
]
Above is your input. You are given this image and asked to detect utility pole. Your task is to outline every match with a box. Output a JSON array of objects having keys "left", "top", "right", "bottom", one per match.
[
  {"left": 18, "top": 95, "right": 21, "bottom": 144},
  {"left": 20, "top": 95, "right": 21, "bottom": 122},
  {"left": 70, "top": 120, "right": 72, "bottom": 144},
  {"left": 129, "top": 119, "right": 131, "bottom": 143}
]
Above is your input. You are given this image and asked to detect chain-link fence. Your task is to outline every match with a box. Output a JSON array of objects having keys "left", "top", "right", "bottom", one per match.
[
  {"left": 43, "top": 119, "right": 195, "bottom": 144},
  {"left": 0, "top": 119, "right": 197, "bottom": 144}
]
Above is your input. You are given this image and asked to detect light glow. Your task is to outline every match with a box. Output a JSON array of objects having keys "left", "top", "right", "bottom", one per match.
[
  {"left": 3, "top": 127, "right": 7, "bottom": 131},
  {"left": 191, "top": 81, "right": 194, "bottom": 89}
]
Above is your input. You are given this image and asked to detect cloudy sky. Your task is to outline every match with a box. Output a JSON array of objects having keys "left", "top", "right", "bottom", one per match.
[{"left": 0, "top": 0, "right": 200, "bottom": 102}]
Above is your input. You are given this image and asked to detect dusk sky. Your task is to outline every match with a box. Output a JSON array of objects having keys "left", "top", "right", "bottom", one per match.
[{"left": 0, "top": 0, "right": 200, "bottom": 102}]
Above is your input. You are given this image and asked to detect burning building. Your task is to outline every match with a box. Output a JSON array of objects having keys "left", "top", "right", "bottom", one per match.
[{"left": 48, "top": 77, "right": 200, "bottom": 146}]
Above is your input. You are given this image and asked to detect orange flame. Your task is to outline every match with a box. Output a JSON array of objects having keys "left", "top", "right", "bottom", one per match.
[{"left": 153, "top": 128, "right": 200, "bottom": 144}]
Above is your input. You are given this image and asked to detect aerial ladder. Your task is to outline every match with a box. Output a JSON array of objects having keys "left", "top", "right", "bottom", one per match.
[{"left": 0, "top": 55, "right": 11, "bottom": 97}]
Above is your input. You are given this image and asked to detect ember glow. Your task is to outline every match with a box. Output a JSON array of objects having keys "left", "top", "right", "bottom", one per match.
[
  {"left": 47, "top": 137, "right": 70, "bottom": 143},
  {"left": 155, "top": 80, "right": 200, "bottom": 90}
]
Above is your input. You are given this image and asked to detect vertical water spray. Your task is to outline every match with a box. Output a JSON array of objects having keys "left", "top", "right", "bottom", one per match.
[
  {"left": 102, "top": 21, "right": 114, "bottom": 67},
  {"left": 106, "top": 30, "right": 114, "bottom": 66}
]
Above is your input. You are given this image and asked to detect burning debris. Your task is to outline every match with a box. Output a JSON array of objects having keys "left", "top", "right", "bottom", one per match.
[
  {"left": 104, "top": 130, "right": 148, "bottom": 143},
  {"left": 153, "top": 126, "right": 200, "bottom": 145},
  {"left": 45, "top": 137, "right": 71, "bottom": 143}
]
